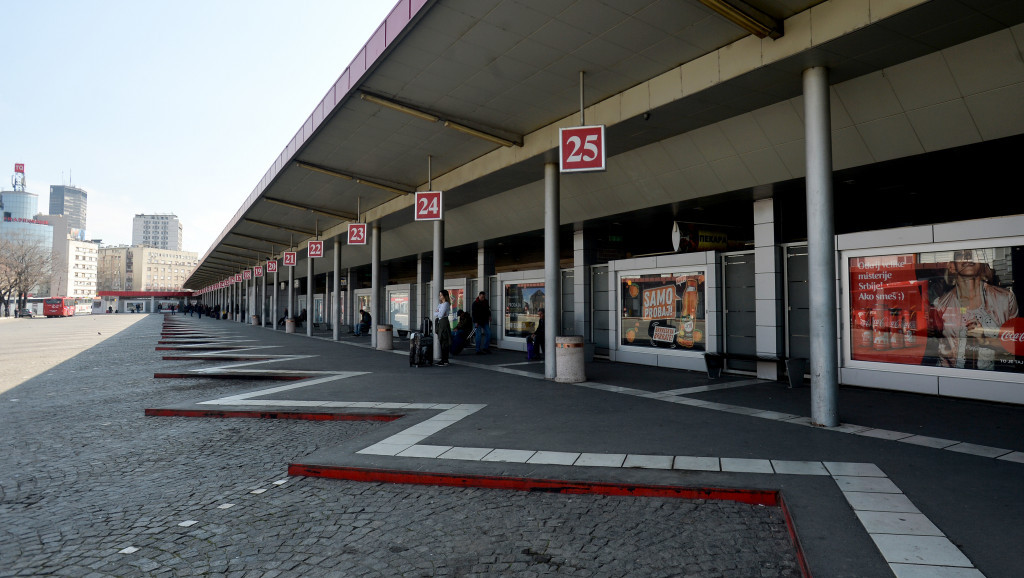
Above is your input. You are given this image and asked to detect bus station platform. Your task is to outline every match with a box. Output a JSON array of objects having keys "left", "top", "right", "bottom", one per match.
[{"left": 148, "top": 314, "right": 1024, "bottom": 578}]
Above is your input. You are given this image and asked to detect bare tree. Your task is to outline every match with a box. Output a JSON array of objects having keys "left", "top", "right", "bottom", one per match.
[{"left": 0, "top": 233, "right": 52, "bottom": 316}]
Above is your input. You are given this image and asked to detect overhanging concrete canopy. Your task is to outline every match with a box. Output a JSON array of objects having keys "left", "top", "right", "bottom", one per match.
[{"left": 187, "top": 0, "right": 1024, "bottom": 289}]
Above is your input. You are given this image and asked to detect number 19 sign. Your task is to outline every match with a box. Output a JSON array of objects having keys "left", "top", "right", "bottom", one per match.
[
  {"left": 560, "top": 125, "right": 606, "bottom": 173},
  {"left": 415, "top": 191, "right": 443, "bottom": 221}
]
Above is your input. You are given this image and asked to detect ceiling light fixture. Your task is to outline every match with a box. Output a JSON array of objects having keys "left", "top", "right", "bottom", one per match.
[{"left": 699, "top": 0, "right": 783, "bottom": 39}]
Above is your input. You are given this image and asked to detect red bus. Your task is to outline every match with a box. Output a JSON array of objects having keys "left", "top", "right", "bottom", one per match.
[{"left": 44, "top": 297, "right": 76, "bottom": 318}]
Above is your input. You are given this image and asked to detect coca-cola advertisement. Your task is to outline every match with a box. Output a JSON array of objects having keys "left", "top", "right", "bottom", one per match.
[
  {"left": 849, "top": 246, "right": 1024, "bottom": 373},
  {"left": 621, "top": 272, "right": 705, "bottom": 350}
]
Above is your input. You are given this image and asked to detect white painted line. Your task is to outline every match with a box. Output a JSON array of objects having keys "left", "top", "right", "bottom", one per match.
[
  {"left": 498, "top": 361, "right": 544, "bottom": 367},
  {"left": 843, "top": 492, "right": 921, "bottom": 514},
  {"left": 721, "top": 458, "right": 774, "bottom": 474},
  {"left": 857, "top": 429, "right": 916, "bottom": 441},
  {"left": 899, "top": 435, "right": 959, "bottom": 449},
  {"left": 527, "top": 451, "right": 581, "bottom": 466},
  {"left": 272, "top": 479, "right": 288, "bottom": 485},
  {"left": 870, "top": 534, "right": 973, "bottom": 567},
  {"left": 481, "top": 449, "right": 536, "bottom": 463},
  {"left": 622, "top": 454, "right": 674, "bottom": 469},
  {"left": 661, "top": 378, "right": 764, "bottom": 396},
  {"left": 398, "top": 445, "right": 453, "bottom": 458},
  {"left": 833, "top": 476, "right": 901, "bottom": 494},
  {"left": 250, "top": 489, "right": 266, "bottom": 495},
  {"left": 717, "top": 405, "right": 766, "bottom": 416},
  {"left": 829, "top": 423, "right": 873, "bottom": 434},
  {"left": 217, "top": 504, "right": 234, "bottom": 509},
  {"left": 998, "top": 451, "right": 1024, "bottom": 463},
  {"left": 178, "top": 520, "right": 198, "bottom": 527},
  {"left": 438, "top": 447, "right": 494, "bottom": 461},
  {"left": 824, "top": 462, "right": 886, "bottom": 477},
  {"left": 673, "top": 456, "right": 720, "bottom": 471},
  {"left": 890, "top": 563, "right": 985, "bottom": 577},
  {"left": 855, "top": 511, "right": 944, "bottom": 536},
  {"left": 119, "top": 547, "right": 139, "bottom": 554},
  {"left": 751, "top": 410, "right": 800, "bottom": 421},
  {"left": 945, "top": 443, "right": 1012, "bottom": 458},
  {"left": 574, "top": 453, "right": 626, "bottom": 468},
  {"left": 771, "top": 460, "right": 829, "bottom": 476}
]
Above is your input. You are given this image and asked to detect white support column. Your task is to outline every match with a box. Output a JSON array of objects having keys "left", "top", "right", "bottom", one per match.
[
  {"left": 346, "top": 268, "right": 355, "bottom": 327},
  {"left": 262, "top": 266, "right": 268, "bottom": 327},
  {"left": 272, "top": 263, "right": 279, "bottom": 330},
  {"left": 754, "top": 197, "right": 783, "bottom": 380},
  {"left": 371, "top": 222, "right": 381, "bottom": 349},
  {"left": 287, "top": 263, "right": 294, "bottom": 323},
  {"left": 572, "top": 228, "right": 591, "bottom": 340},
  {"left": 416, "top": 254, "right": 425, "bottom": 332},
  {"left": 804, "top": 66, "right": 839, "bottom": 427},
  {"left": 333, "top": 237, "right": 340, "bottom": 341},
  {"left": 544, "top": 162, "right": 560, "bottom": 379},
  {"left": 306, "top": 251, "right": 314, "bottom": 337},
  {"left": 432, "top": 221, "right": 444, "bottom": 362}
]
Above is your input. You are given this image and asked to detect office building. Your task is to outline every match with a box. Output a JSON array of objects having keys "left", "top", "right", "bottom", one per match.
[{"left": 132, "top": 213, "right": 183, "bottom": 251}]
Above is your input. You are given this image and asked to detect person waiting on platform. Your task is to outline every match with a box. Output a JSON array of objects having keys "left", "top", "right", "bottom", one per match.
[
  {"left": 353, "top": 307, "right": 371, "bottom": 336},
  {"left": 278, "top": 308, "right": 289, "bottom": 327},
  {"left": 529, "top": 308, "right": 546, "bottom": 359},
  {"left": 296, "top": 308, "right": 307, "bottom": 327}
]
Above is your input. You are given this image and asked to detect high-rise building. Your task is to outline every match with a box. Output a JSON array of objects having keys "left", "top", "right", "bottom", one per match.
[
  {"left": 48, "top": 185, "right": 88, "bottom": 233},
  {"left": 132, "top": 213, "right": 182, "bottom": 251},
  {"left": 42, "top": 213, "right": 98, "bottom": 299},
  {"left": 97, "top": 245, "right": 197, "bottom": 292},
  {"left": 0, "top": 189, "right": 53, "bottom": 251}
]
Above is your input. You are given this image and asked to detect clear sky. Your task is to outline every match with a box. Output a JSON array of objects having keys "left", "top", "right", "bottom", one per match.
[{"left": 2, "top": 0, "right": 396, "bottom": 256}]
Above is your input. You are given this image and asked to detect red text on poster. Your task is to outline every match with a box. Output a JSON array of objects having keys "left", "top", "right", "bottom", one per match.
[
  {"left": 348, "top": 223, "right": 367, "bottom": 245},
  {"left": 642, "top": 285, "right": 676, "bottom": 320}
]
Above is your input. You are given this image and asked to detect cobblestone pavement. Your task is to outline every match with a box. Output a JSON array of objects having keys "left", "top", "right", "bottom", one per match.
[{"left": 0, "top": 315, "right": 798, "bottom": 577}]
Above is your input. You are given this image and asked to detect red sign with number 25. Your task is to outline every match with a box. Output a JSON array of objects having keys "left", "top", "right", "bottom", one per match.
[{"left": 560, "top": 125, "right": 605, "bottom": 173}]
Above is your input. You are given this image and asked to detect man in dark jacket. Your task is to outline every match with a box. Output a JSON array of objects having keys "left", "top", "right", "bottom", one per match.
[{"left": 471, "top": 291, "right": 492, "bottom": 354}]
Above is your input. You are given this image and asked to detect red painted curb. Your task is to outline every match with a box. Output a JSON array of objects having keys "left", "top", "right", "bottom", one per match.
[
  {"left": 287, "top": 464, "right": 778, "bottom": 504},
  {"left": 778, "top": 494, "right": 812, "bottom": 578},
  {"left": 145, "top": 408, "right": 401, "bottom": 421},
  {"left": 153, "top": 372, "right": 305, "bottom": 380},
  {"left": 285, "top": 464, "right": 810, "bottom": 577}
]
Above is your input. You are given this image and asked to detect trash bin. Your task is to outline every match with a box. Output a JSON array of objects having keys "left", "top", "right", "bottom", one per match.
[
  {"left": 555, "top": 336, "right": 586, "bottom": 383},
  {"left": 377, "top": 324, "right": 394, "bottom": 351},
  {"left": 251, "top": 315, "right": 258, "bottom": 325},
  {"left": 285, "top": 318, "right": 296, "bottom": 333}
]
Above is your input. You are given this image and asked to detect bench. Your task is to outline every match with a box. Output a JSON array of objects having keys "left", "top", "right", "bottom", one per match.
[{"left": 703, "top": 352, "right": 807, "bottom": 388}]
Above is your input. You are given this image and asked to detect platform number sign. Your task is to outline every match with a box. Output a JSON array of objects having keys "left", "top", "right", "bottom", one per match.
[
  {"left": 234, "top": 273, "right": 242, "bottom": 283},
  {"left": 308, "top": 240, "right": 324, "bottom": 258},
  {"left": 243, "top": 270, "right": 252, "bottom": 280},
  {"left": 266, "top": 260, "right": 278, "bottom": 273},
  {"left": 414, "top": 191, "right": 443, "bottom": 221},
  {"left": 254, "top": 266, "right": 263, "bottom": 278},
  {"left": 559, "top": 125, "right": 606, "bottom": 173},
  {"left": 283, "top": 252, "right": 297, "bottom": 267},
  {"left": 348, "top": 223, "right": 367, "bottom": 245}
]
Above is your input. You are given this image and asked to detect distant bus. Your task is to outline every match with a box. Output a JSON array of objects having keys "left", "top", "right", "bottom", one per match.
[{"left": 43, "top": 297, "right": 76, "bottom": 318}]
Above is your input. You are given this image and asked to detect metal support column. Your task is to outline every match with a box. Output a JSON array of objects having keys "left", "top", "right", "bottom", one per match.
[
  {"left": 306, "top": 252, "right": 314, "bottom": 337},
  {"left": 544, "top": 162, "right": 560, "bottom": 379},
  {"left": 333, "top": 236, "right": 341, "bottom": 340},
  {"left": 272, "top": 262, "right": 279, "bottom": 330},
  {"left": 804, "top": 66, "right": 839, "bottom": 427},
  {"left": 287, "top": 263, "right": 294, "bottom": 324},
  {"left": 433, "top": 221, "right": 444, "bottom": 362},
  {"left": 371, "top": 222, "right": 381, "bottom": 348}
]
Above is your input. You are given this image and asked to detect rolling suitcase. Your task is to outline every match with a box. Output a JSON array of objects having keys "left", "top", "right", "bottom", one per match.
[{"left": 410, "top": 317, "right": 434, "bottom": 367}]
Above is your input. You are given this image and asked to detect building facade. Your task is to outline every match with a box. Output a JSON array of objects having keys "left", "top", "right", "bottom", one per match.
[
  {"left": 48, "top": 185, "right": 88, "bottom": 233},
  {"left": 48, "top": 212, "right": 98, "bottom": 299},
  {"left": 97, "top": 245, "right": 198, "bottom": 293},
  {"left": 131, "top": 214, "right": 183, "bottom": 251},
  {"left": 1, "top": 190, "right": 53, "bottom": 250}
]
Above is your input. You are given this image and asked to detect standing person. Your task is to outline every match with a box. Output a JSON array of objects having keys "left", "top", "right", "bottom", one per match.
[
  {"left": 472, "top": 291, "right": 492, "bottom": 354},
  {"left": 530, "top": 308, "right": 546, "bottom": 359},
  {"left": 435, "top": 289, "right": 452, "bottom": 366}
]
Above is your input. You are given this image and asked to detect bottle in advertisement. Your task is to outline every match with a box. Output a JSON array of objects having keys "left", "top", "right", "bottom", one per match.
[
  {"left": 872, "top": 306, "right": 889, "bottom": 350},
  {"left": 889, "top": 308, "right": 904, "bottom": 349},
  {"left": 856, "top": 310, "right": 872, "bottom": 348},
  {"left": 682, "top": 278, "right": 698, "bottom": 318},
  {"left": 902, "top": 310, "right": 916, "bottom": 346}
]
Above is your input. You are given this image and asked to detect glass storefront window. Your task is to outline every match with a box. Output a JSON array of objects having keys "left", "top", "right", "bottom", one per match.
[
  {"left": 504, "top": 282, "right": 545, "bottom": 338},
  {"left": 389, "top": 291, "right": 410, "bottom": 331},
  {"left": 447, "top": 288, "right": 465, "bottom": 324},
  {"left": 848, "top": 246, "right": 1023, "bottom": 373},
  {"left": 620, "top": 272, "right": 706, "bottom": 351},
  {"left": 357, "top": 294, "right": 371, "bottom": 321}
]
